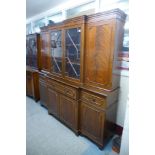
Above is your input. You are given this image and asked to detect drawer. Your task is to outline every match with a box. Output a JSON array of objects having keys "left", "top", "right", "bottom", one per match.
[
  {"left": 81, "top": 91, "right": 106, "bottom": 108},
  {"left": 64, "top": 86, "right": 77, "bottom": 100},
  {"left": 47, "top": 79, "right": 77, "bottom": 99},
  {"left": 53, "top": 81, "right": 65, "bottom": 94}
]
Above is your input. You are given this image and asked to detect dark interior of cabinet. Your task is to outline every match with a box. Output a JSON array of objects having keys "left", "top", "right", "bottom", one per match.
[
  {"left": 50, "top": 30, "right": 62, "bottom": 74},
  {"left": 26, "top": 37, "right": 38, "bottom": 68},
  {"left": 65, "top": 28, "right": 81, "bottom": 79}
]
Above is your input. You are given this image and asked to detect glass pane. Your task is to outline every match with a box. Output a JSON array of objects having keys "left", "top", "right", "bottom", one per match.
[
  {"left": 26, "top": 37, "right": 31, "bottom": 66},
  {"left": 65, "top": 28, "right": 81, "bottom": 79},
  {"left": 50, "top": 30, "right": 62, "bottom": 74},
  {"left": 29, "top": 37, "right": 37, "bottom": 68}
]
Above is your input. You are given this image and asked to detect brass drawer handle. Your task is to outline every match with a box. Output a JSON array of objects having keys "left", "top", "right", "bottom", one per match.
[
  {"left": 88, "top": 97, "right": 96, "bottom": 103},
  {"left": 92, "top": 98, "right": 96, "bottom": 102},
  {"left": 90, "top": 97, "right": 102, "bottom": 106},
  {"left": 65, "top": 89, "right": 71, "bottom": 94},
  {"left": 65, "top": 89, "right": 75, "bottom": 97}
]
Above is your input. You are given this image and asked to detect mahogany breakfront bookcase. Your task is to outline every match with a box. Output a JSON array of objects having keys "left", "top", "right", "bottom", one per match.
[{"left": 28, "top": 9, "right": 126, "bottom": 149}]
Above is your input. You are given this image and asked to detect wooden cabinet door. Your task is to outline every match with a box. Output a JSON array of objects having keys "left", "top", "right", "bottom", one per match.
[
  {"left": 59, "top": 95, "right": 78, "bottom": 131},
  {"left": 26, "top": 71, "right": 33, "bottom": 97},
  {"left": 80, "top": 102, "right": 105, "bottom": 146},
  {"left": 47, "top": 88, "right": 59, "bottom": 117},
  {"left": 40, "top": 31, "right": 51, "bottom": 72},
  {"left": 39, "top": 81, "right": 48, "bottom": 108},
  {"left": 85, "top": 23, "right": 114, "bottom": 89}
]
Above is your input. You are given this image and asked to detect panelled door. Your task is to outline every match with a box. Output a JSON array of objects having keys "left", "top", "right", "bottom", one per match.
[{"left": 85, "top": 22, "right": 114, "bottom": 89}]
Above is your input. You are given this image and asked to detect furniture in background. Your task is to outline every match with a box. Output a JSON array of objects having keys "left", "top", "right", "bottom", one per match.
[
  {"left": 38, "top": 8, "right": 126, "bottom": 149},
  {"left": 26, "top": 33, "right": 41, "bottom": 101}
]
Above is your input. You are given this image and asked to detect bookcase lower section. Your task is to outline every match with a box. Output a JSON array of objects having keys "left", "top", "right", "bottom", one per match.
[{"left": 39, "top": 73, "right": 118, "bottom": 149}]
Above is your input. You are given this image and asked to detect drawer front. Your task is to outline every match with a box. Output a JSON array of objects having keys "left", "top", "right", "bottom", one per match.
[
  {"left": 52, "top": 81, "right": 65, "bottom": 94},
  {"left": 81, "top": 91, "right": 106, "bottom": 108},
  {"left": 47, "top": 79, "right": 77, "bottom": 99},
  {"left": 64, "top": 86, "right": 77, "bottom": 100}
]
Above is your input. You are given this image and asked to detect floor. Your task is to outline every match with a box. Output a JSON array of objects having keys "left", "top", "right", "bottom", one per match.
[{"left": 26, "top": 97, "right": 118, "bottom": 155}]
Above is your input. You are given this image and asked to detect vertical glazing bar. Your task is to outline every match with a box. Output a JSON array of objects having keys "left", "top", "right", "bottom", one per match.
[{"left": 62, "top": 29, "right": 65, "bottom": 78}]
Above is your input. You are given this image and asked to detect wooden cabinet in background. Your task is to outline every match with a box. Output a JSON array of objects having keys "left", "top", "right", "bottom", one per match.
[
  {"left": 38, "top": 9, "right": 126, "bottom": 149},
  {"left": 26, "top": 33, "right": 41, "bottom": 70},
  {"left": 26, "top": 33, "right": 41, "bottom": 101},
  {"left": 26, "top": 69, "right": 40, "bottom": 101}
]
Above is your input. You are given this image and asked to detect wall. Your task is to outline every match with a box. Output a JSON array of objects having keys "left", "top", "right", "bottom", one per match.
[
  {"left": 117, "top": 75, "right": 129, "bottom": 127},
  {"left": 120, "top": 97, "right": 129, "bottom": 155}
]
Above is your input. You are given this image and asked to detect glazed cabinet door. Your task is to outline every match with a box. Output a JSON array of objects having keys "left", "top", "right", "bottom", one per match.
[
  {"left": 29, "top": 35, "right": 38, "bottom": 69},
  {"left": 65, "top": 27, "right": 81, "bottom": 79},
  {"left": 47, "top": 88, "right": 59, "bottom": 117},
  {"left": 80, "top": 102, "right": 105, "bottom": 146},
  {"left": 59, "top": 95, "right": 78, "bottom": 132},
  {"left": 40, "top": 31, "right": 51, "bottom": 72},
  {"left": 26, "top": 36, "right": 31, "bottom": 66},
  {"left": 50, "top": 30, "right": 63, "bottom": 75},
  {"left": 39, "top": 80, "right": 48, "bottom": 108},
  {"left": 85, "top": 23, "right": 114, "bottom": 89}
]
